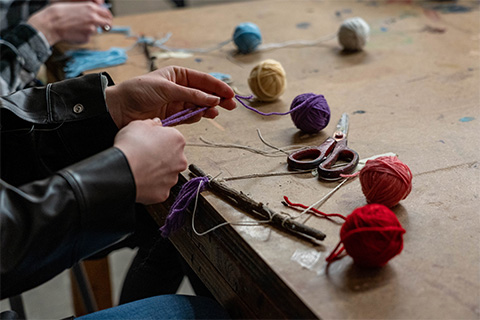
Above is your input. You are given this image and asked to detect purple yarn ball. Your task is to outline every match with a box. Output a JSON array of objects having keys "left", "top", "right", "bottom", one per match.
[{"left": 290, "top": 93, "right": 331, "bottom": 133}]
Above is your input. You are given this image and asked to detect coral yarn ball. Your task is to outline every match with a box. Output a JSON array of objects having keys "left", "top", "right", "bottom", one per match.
[
  {"left": 248, "top": 59, "right": 286, "bottom": 102},
  {"left": 290, "top": 93, "right": 331, "bottom": 134},
  {"left": 341, "top": 204, "right": 406, "bottom": 267},
  {"left": 359, "top": 156, "right": 413, "bottom": 208},
  {"left": 233, "top": 22, "right": 262, "bottom": 54}
]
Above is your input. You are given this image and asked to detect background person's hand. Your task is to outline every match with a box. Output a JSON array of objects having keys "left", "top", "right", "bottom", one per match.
[
  {"left": 106, "top": 66, "right": 236, "bottom": 128},
  {"left": 113, "top": 118, "right": 188, "bottom": 204},
  {"left": 27, "top": 2, "right": 112, "bottom": 45},
  {"left": 50, "top": 0, "right": 105, "bottom": 4}
]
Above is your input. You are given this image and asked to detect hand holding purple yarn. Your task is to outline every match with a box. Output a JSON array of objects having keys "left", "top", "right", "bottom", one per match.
[{"left": 290, "top": 93, "right": 331, "bottom": 134}]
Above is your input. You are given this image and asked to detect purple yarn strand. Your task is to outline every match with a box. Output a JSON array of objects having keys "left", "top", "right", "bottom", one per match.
[
  {"left": 162, "top": 107, "right": 209, "bottom": 127},
  {"left": 159, "top": 176, "right": 209, "bottom": 237},
  {"left": 235, "top": 94, "right": 309, "bottom": 116},
  {"left": 163, "top": 108, "right": 191, "bottom": 123}
]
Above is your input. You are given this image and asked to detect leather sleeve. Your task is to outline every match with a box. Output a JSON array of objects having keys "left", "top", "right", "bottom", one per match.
[
  {"left": 0, "top": 147, "right": 136, "bottom": 299},
  {"left": 0, "top": 72, "right": 112, "bottom": 124},
  {"left": 1, "top": 72, "right": 120, "bottom": 187}
]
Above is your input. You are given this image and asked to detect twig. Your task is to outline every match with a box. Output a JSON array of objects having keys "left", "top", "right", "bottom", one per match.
[
  {"left": 189, "top": 164, "right": 326, "bottom": 241},
  {"left": 142, "top": 41, "right": 155, "bottom": 71}
]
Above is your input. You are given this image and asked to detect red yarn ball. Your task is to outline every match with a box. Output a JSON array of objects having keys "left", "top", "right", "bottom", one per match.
[
  {"left": 340, "top": 204, "right": 405, "bottom": 267},
  {"left": 359, "top": 156, "right": 412, "bottom": 208}
]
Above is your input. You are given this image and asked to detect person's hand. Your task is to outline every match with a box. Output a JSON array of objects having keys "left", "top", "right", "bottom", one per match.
[
  {"left": 27, "top": 2, "right": 112, "bottom": 45},
  {"left": 106, "top": 66, "right": 236, "bottom": 128},
  {"left": 114, "top": 118, "right": 188, "bottom": 204}
]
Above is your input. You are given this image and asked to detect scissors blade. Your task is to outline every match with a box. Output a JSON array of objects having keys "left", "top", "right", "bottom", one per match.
[{"left": 333, "top": 113, "right": 349, "bottom": 139}]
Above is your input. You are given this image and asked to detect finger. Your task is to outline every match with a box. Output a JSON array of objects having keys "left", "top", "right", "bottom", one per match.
[
  {"left": 218, "top": 97, "right": 237, "bottom": 111},
  {"left": 168, "top": 83, "right": 221, "bottom": 107},
  {"left": 181, "top": 107, "right": 219, "bottom": 124},
  {"left": 181, "top": 113, "right": 204, "bottom": 125},
  {"left": 173, "top": 67, "right": 235, "bottom": 100},
  {"left": 203, "top": 107, "right": 220, "bottom": 119},
  {"left": 93, "top": 4, "right": 113, "bottom": 26}
]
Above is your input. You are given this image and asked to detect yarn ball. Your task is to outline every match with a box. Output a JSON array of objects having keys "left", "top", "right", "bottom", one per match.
[
  {"left": 341, "top": 203, "right": 406, "bottom": 267},
  {"left": 233, "top": 22, "right": 262, "bottom": 54},
  {"left": 359, "top": 156, "right": 413, "bottom": 208},
  {"left": 338, "top": 17, "right": 370, "bottom": 51},
  {"left": 248, "top": 59, "right": 286, "bottom": 102},
  {"left": 290, "top": 93, "right": 331, "bottom": 133}
]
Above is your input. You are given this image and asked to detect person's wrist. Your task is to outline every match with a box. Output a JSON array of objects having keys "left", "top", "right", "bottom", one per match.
[
  {"left": 27, "top": 8, "right": 60, "bottom": 45},
  {"left": 105, "top": 86, "right": 124, "bottom": 128}
]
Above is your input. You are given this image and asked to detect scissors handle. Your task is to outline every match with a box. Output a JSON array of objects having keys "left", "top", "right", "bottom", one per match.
[
  {"left": 287, "top": 138, "right": 336, "bottom": 170},
  {"left": 318, "top": 139, "right": 359, "bottom": 180}
]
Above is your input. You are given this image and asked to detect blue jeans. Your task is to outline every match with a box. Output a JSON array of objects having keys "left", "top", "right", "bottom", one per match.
[{"left": 77, "top": 295, "right": 230, "bottom": 319}]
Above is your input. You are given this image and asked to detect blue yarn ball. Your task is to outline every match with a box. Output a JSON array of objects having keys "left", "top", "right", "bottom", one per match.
[
  {"left": 290, "top": 93, "right": 331, "bottom": 134},
  {"left": 233, "top": 22, "right": 262, "bottom": 54}
]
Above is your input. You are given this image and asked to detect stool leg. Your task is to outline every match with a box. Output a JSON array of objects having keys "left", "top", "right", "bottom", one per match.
[
  {"left": 8, "top": 295, "right": 26, "bottom": 319},
  {"left": 171, "top": 0, "right": 186, "bottom": 7},
  {"left": 72, "top": 263, "right": 98, "bottom": 314}
]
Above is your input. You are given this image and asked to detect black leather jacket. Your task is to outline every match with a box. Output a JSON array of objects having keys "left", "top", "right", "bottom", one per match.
[{"left": 0, "top": 73, "right": 137, "bottom": 299}]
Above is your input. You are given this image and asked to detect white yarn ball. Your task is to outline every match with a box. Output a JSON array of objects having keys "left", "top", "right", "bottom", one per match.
[{"left": 338, "top": 17, "right": 370, "bottom": 51}]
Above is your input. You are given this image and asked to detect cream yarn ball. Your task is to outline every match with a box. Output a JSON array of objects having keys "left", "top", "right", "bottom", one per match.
[
  {"left": 248, "top": 59, "right": 286, "bottom": 101},
  {"left": 338, "top": 17, "right": 370, "bottom": 51}
]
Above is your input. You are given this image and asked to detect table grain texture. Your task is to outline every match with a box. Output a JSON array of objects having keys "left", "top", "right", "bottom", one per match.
[{"left": 88, "top": 1, "right": 480, "bottom": 318}]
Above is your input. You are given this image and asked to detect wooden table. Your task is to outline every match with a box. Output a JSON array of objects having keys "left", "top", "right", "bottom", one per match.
[{"left": 88, "top": 1, "right": 479, "bottom": 318}]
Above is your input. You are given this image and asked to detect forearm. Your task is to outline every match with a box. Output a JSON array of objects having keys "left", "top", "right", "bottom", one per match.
[
  {"left": 1, "top": 72, "right": 119, "bottom": 187},
  {"left": 0, "top": 147, "right": 136, "bottom": 299},
  {"left": 0, "top": 23, "right": 51, "bottom": 95}
]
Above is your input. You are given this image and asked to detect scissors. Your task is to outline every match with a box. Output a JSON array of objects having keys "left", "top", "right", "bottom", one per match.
[{"left": 287, "top": 113, "right": 359, "bottom": 180}]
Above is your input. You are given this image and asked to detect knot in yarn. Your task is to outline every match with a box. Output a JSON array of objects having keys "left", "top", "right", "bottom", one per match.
[
  {"left": 290, "top": 93, "right": 331, "bottom": 133},
  {"left": 359, "top": 156, "right": 412, "bottom": 208},
  {"left": 248, "top": 59, "right": 287, "bottom": 102},
  {"left": 338, "top": 17, "right": 370, "bottom": 51},
  {"left": 233, "top": 22, "right": 262, "bottom": 54},
  {"left": 328, "top": 203, "right": 406, "bottom": 267}
]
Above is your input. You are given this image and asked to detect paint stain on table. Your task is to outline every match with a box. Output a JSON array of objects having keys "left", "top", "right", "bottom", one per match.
[
  {"left": 459, "top": 117, "right": 475, "bottom": 122},
  {"left": 296, "top": 22, "right": 311, "bottom": 29}
]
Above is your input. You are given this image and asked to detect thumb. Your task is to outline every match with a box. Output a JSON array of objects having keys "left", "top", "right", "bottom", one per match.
[{"left": 152, "top": 117, "right": 164, "bottom": 126}]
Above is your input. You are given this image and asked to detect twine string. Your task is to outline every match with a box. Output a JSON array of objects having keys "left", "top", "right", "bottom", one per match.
[
  {"left": 257, "top": 33, "right": 337, "bottom": 51},
  {"left": 188, "top": 136, "right": 308, "bottom": 158},
  {"left": 256, "top": 128, "right": 290, "bottom": 155},
  {"left": 283, "top": 196, "right": 347, "bottom": 221}
]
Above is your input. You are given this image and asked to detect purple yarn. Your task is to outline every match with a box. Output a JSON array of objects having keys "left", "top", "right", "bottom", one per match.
[
  {"left": 235, "top": 94, "right": 308, "bottom": 116},
  {"left": 290, "top": 93, "right": 331, "bottom": 133},
  {"left": 160, "top": 176, "right": 209, "bottom": 237},
  {"left": 162, "top": 107, "right": 209, "bottom": 127},
  {"left": 235, "top": 94, "right": 330, "bottom": 133}
]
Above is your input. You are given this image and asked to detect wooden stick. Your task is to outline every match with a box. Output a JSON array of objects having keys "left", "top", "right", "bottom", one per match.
[
  {"left": 189, "top": 164, "right": 326, "bottom": 241},
  {"left": 142, "top": 41, "right": 155, "bottom": 72}
]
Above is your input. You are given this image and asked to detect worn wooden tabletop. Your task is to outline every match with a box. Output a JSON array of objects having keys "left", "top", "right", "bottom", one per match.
[{"left": 89, "top": 1, "right": 480, "bottom": 318}]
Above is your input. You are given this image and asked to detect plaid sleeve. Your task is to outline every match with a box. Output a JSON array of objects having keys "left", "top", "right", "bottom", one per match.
[
  {"left": 0, "top": 0, "right": 47, "bottom": 34},
  {"left": 0, "top": 22, "right": 51, "bottom": 95}
]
